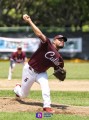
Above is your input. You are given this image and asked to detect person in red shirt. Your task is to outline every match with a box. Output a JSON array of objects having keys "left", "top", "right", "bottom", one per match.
[
  {"left": 14, "top": 14, "right": 67, "bottom": 113},
  {"left": 8, "top": 45, "right": 26, "bottom": 80}
]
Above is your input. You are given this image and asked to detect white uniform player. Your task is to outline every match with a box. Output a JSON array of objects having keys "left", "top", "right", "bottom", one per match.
[
  {"left": 8, "top": 45, "right": 26, "bottom": 80},
  {"left": 14, "top": 14, "right": 67, "bottom": 113}
]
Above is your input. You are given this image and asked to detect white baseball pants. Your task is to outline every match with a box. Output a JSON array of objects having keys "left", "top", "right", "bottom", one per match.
[
  {"left": 8, "top": 62, "right": 16, "bottom": 80},
  {"left": 14, "top": 63, "right": 51, "bottom": 108}
]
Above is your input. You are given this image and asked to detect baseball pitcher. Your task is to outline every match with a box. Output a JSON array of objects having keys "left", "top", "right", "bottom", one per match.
[{"left": 14, "top": 14, "right": 67, "bottom": 113}]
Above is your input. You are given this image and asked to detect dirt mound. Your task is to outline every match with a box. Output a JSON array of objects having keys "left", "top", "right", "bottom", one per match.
[{"left": 0, "top": 97, "right": 89, "bottom": 115}]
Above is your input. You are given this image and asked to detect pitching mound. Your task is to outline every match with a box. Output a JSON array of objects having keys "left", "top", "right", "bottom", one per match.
[{"left": 0, "top": 97, "right": 89, "bottom": 115}]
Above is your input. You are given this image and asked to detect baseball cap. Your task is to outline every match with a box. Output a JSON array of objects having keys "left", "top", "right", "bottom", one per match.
[
  {"left": 17, "top": 45, "right": 22, "bottom": 50},
  {"left": 54, "top": 35, "right": 67, "bottom": 42}
]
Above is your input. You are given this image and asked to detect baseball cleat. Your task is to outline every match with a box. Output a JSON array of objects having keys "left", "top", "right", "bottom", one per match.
[
  {"left": 15, "top": 95, "right": 20, "bottom": 100},
  {"left": 43, "top": 107, "right": 55, "bottom": 113},
  {"left": 14, "top": 84, "right": 21, "bottom": 99},
  {"left": 16, "top": 93, "right": 20, "bottom": 97}
]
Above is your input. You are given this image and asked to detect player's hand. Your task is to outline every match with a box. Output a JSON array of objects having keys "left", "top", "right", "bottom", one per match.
[{"left": 23, "top": 14, "right": 31, "bottom": 23}]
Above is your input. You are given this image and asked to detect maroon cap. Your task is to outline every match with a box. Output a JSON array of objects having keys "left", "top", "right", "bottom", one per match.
[{"left": 54, "top": 35, "right": 67, "bottom": 42}]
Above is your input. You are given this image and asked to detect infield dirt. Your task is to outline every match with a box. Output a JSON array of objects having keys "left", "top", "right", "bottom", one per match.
[{"left": 0, "top": 79, "right": 89, "bottom": 115}]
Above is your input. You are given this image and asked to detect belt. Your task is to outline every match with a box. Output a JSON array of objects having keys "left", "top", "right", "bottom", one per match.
[{"left": 29, "top": 66, "right": 39, "bottom": 74}]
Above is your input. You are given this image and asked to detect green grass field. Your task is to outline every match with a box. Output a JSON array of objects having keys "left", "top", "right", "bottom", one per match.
[
  {"left": 0, "top": 61, "right": 89, "bottom": 79},
  {"left": 0, "top": 61, "right": 89, "bottom": 120},
  {"left": 0, "top": 112, "right": 89, "bottom": 120}
]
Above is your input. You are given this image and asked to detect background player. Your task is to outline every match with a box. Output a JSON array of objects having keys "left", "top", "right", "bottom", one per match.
[
  {"left": 8, "top": 45, "right": 27, "bottom": 80},
  {"left": 14, "top": 14, "right": 67, "bottom": 113}
]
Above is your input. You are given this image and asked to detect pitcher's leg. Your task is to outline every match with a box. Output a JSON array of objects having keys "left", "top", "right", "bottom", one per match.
[
  {"left": 36, "top": 72, "right": 51, "bottom": 108},
  {"left": 14, "top": 63, "right": 35, "bottom": 98}
]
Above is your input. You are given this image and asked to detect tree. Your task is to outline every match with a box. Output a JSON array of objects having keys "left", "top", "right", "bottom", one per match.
[{"left": 0, "top": 0, "right": 89, "bottom": 31}]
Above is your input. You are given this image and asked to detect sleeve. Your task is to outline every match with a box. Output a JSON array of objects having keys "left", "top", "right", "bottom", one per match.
[
  {"left": 10, "top": 52, "right": 15, "bottom": 60},
  {"left": 39, "top": 36, "right": 51, "bottom": 44}
]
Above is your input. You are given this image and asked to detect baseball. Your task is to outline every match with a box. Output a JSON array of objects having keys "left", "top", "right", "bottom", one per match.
[{"left": 23, "top": 14, "right": 30, "bottom": 20}]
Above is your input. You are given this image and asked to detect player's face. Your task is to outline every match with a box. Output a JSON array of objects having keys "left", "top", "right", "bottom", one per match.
[
  {"left": 55, "top": 38, "right": 64, "bottom": 49},
  {"left": 17, "top": 48, "right": 22, "bottom": 54}
]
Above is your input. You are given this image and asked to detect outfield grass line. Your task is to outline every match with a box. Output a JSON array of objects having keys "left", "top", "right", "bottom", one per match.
[{"left": 0, "top": 61, "right": 89, "bottom": 79}]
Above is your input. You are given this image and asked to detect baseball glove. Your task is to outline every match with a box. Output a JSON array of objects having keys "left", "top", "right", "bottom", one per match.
[{"left": 53, "top": 67, "right": 66, "bottom": 81}]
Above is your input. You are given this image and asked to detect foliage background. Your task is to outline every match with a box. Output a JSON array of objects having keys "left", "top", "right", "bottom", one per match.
[{"left": 0, "top": 0, "right": 89, "bottom": 31}]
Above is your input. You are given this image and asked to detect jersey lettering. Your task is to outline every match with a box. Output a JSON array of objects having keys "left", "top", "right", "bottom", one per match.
[{"left": 45, "top": 51, "right": 59, "bottom": 66}]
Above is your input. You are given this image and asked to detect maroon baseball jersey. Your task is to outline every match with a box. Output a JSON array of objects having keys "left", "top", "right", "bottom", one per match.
[
  {"left": 28, "top": 37, "right": 64, "bottom": 73},
  {"left": 11, "top": 51, "right": 26, "bottom": 63}
]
